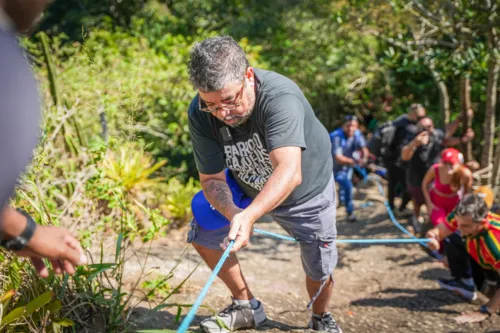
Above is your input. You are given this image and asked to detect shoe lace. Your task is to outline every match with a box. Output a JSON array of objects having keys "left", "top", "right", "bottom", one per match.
[
  {"left": 320, "top": 315, "right": 340, "bottom": 331},
  {"left": 218, "top": 304, "right": 245, "bottom": 317}
]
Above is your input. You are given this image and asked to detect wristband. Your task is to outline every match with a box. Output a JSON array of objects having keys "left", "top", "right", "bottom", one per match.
[{"left": 0, "top": 209, "right": 37, "bottom": 251}]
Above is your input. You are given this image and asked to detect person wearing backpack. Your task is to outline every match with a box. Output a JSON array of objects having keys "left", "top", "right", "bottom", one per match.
[
  {"left": 382, "top": 104, "right": 427, "bottom": 215},
  {"left": 330, "top": 115, "right": 369, "bottom": 222}
]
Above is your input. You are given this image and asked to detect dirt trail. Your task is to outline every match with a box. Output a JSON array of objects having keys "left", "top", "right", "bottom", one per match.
[{"left": 125, "top": 180, "right": 500, "bottom": 333}]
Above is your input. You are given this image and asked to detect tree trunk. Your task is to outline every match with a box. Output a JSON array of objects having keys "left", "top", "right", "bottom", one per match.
[
  {"left": 437, "top": 80, "right": 450, "bottom": 126},
  {"left": 459, "top": 76, "right": 473, "bottom": 162},
  {"left": 480, "top": 56, "right": 500, "bottom": 185},
  {"left": 429, "top": 62, "right": 450, "bottom": 125}
]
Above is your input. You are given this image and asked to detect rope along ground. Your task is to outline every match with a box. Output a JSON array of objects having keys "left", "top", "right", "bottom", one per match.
[{"left": 177, "top": 169, "right": 429, "bottom": 333}]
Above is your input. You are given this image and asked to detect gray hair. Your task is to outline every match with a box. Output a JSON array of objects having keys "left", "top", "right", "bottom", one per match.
[
  {"left": 188, "top": 36, "right": 249, "bottom": 92},
  {"left": 455, "top": 193, "right": 489, "bottom": 223}
]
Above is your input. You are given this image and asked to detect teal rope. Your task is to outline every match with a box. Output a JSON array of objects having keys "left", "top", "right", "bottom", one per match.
[
  {"left": 177, "top": 167, "right": 430, "bottom": 333},
  {"left": 353, "top": 165, "right": 428, "bottom": 246},
  {"left": 177, "top": 241, "right": 234, "bottom": 333},
  {"left": 253, "top": 228, "right": 431, "bottom": 244}
]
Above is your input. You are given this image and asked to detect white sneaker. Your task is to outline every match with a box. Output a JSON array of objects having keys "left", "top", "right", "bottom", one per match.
[
  {"left": 308, "top": 312, "right": 343, "bottom": 333},
  {"left": 200, "top": 298, "right": 267, "bottom": 333},
  {"left": 437, "top": 278, "right": 477, "bottom": 301}
]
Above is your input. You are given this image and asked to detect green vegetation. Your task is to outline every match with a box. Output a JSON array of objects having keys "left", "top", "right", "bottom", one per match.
[{"left": 1, "top": 0, "right": 499, "bottom": 331}]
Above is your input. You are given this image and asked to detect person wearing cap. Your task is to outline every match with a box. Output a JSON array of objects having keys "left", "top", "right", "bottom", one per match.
[
  {"left": 425, "top": 193, "right": 500, "bottom": 323},
  {"left": 421, "top": 148, "right": 472, "bottom": 229},
  {"left": 0, "top": 1, "right": 87, "bottom": 277},
  {"left": 330, "top": 115, "right": 369, "bottom": 222},
  {"left": 186, "top": 36, "right": 342, "bottom": 333}
]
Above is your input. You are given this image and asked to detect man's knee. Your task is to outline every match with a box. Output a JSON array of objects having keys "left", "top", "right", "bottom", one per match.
[{"left": 187, "top": 218, "right": 229, "bottom": 251}]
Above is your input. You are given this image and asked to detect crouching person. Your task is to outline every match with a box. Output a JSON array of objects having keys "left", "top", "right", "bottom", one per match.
[{"left": 426, "top": 193, "right": 500, "bottom": 323}]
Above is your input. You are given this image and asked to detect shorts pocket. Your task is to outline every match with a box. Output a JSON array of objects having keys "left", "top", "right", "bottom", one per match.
[{"left": 318, "top": 237, "right": 337, "bottom": 277}]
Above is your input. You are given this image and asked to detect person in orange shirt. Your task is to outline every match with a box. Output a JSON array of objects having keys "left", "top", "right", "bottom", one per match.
[{"left": 426, "top": 192, "right": 500, "bottom": 323}]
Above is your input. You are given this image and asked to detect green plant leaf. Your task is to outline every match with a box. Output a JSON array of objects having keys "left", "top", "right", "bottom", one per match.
[
  {"left": 175, "top": 305, "right": 182, "bottom": 323},
  {"left": 53, "top": 318, "right": 75, "bottom": 327},
  {"left": 58, "top": 274, "right": 69, "bottom": 299},
  {"left": 153, "top": 261, "right": 201, "bottom": 311},
  {"left": 215, "top": 315, "right": 231, "bottom": 331},
  {"left": 45, "top": 300, "right": 63, "bottom": 314},
  {"left": 51, "top": 322, "right": 62, "bottom": 333},
  {"left": 115, "top": 233, "right": 123, "bottom": 262},
  {"left": 1, "top": 306, "right": 26, "bottom": 326},
  {"left": 8, "top": 262, "right": 21, "bottom": 290},
  {"left": 26, "top": 291, "right": 54, "bottom": 314},
  {"left": 87, "top": 263, "right": 116, "bottom": 281}
]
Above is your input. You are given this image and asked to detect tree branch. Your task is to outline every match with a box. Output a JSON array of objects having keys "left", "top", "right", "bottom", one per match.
[{"left": 409, "top": 0, "right": 442, "bottom": 25}]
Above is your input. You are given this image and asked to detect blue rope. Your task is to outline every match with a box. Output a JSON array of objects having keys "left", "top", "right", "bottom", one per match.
[
  {"left": 177, "top": 241, "right": 234, "bottom": 333},
  {"left": 177, "top": 166, "right": 429, "bottom": 332},
  {"left": 252, "top": 228, "right": 296, "bottom": 242},
  {"left": 253, "top": 228, "right": 430, "bottom": 244},
  {"left": 353, "top": 165, "right": 428, "bottom": 247},
  {"left": 360, "top": 201, "right": 374, "bottom": 209}
]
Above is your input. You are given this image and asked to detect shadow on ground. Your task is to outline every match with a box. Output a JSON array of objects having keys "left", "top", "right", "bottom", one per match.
[{"left": 350, "top": 287, "right": 465, "bottom": 314}]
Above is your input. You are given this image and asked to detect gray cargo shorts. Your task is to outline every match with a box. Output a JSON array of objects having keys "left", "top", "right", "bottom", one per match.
[{"left": 187, "top": 176, "right": 338, "bottom": 281}]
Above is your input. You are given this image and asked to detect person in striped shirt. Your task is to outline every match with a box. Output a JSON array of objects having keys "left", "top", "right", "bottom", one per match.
[{"left": 426, "top": 193, "right": 500, "bottom": 323}]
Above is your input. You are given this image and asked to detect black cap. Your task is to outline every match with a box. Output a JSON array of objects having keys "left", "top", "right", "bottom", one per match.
[{"left": 343, "top": 115, "right": 358, "bottom": 123}]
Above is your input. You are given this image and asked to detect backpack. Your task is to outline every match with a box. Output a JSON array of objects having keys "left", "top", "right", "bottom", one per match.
[{"left": 367, "top": 120, "right": 397, "bottom": 159}]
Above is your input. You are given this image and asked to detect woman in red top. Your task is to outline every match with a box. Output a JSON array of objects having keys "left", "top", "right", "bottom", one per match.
[{"left": 422, "top": 148, "right": 473, "bottom": 227}]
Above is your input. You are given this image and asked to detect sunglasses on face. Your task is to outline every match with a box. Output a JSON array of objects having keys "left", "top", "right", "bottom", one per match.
[{"left": 198, "top": 79, "right": 246, "bottom": 113}]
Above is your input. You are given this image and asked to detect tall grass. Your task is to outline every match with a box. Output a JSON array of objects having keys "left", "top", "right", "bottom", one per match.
[{"left": 0, "top": 32, "right": 201, "bottom": 332}]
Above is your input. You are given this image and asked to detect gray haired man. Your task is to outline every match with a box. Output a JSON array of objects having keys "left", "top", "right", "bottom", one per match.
[{"left": 186, "top": 36, "right": 342, "bottom": 333}]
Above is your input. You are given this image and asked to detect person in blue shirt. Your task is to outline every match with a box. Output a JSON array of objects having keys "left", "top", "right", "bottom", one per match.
[{"left": 330, "top": 115, "right": 369, "bottom": 221}]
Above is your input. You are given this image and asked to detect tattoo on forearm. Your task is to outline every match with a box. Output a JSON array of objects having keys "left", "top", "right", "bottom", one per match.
[{"left": 203, "top": 179, "right": 233, "bottom": 217}]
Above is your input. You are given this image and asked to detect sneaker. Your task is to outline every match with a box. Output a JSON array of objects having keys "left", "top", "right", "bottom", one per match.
[
  {"left": 200, "top": 298, "right": 267, "bottom": 333},
  {"left": 395, "top": 208, "right": 412, "bottom": 218},
  {"left": 308, "top": 312, "right": 343, "bottom": 333},
  {"left": 347, "top": 213, "right": 357, "bottom": 222},
  {"left": 410, "top": 215, "right": 424, "bottom": 234},
  {"left": 437, "top": 278, "right": 477, "bottom": 301}
]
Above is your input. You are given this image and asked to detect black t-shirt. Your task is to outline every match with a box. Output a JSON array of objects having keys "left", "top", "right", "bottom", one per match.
[
  {"left": 0, "top": 29, "right": 41, "bottom": 211},
  {"left": 403, "top": 129, "right": 445, "bottom": 187},
  {"left": 391, "top": 114, "right": 419, "bottom": 155},
  {"left": 188, "top": 68, "right": 333, "bottom": 206},
  {"left": 382, "top": 114, "right": 419, "bottom": 167}
]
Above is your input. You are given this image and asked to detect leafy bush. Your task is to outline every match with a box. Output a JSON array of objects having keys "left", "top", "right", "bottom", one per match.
[{"left": 1, "top": 30, "right": 208, "bottom": 331}]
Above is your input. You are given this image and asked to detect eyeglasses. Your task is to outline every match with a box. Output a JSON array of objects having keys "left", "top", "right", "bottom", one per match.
[{"left": 198, "top": 79, "right": 246, "bottom": 113}]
